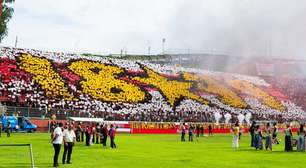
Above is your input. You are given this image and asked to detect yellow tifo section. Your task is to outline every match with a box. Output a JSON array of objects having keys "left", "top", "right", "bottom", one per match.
[
  {"left": 228, "top": 79, "right": 285, "bottom": 111},
  {"left": 69, "top": 60, "right": 146, "bottom": 103},
  {"left": 18, "top": 53, "right": 73, "bottom": 100},
  {"left": 183, "top": 72, "right": 247, "bottom": 108},
  {"left": 133, "top": 66, "right": 209, "bottom": 107}
]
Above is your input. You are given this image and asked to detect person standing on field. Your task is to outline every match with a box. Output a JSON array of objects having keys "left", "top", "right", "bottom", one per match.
[
  {"left": 208, "top": 124, "right": 213, "bottom": 136},
  {"left": 109, "top": 124, "right": 117, "bottom": 148},
  {"left": 0, "top": 121, "right": 2, "bottom": 137},
  {"left": 76, "top": 123, "right": 82, "bottom": 142},
  {"left": 52, "top": 122, "right": 63, "bottom": 168},
  {"left": 200, "top": 125, "right": 204, "bottom": 137},
  {"left": 6, "top": 121, "right": 11, "bottom": 137},
  {"left": 102, "top": 124, "right": 108, "bottom": 147},
  {"left": 297, "top": 123, "right": 305, "bottom": 151},
  {"left": 62, "top": 124, "right": 76, "bottom": 164},
  {"left": 249, "top": 121, "right": 255, "bottom": 147},
  {"left": 232, "top": 122, "right": 240, "bottom": 149},
  {"left": 91, "top": 123, "right": 96, "bottom": 144},
  {"left": 180, "top": 123, "right": 186, "bottom": 142},
  {"left": 284, "top": 124, "right": 293, "bottom": 152},
  {"left": 272, "top": 123, "right": 279, "bottom": 145},
  {"left": 264, "top": 123, "right": 272, "bottom": 151},
  {"left": 188, "top": 124, "right": 194, "bottom": 142},
  {"left": 85, "top": 125, "right": 91, "bottom": 146},
  {"left": 196, "top": 125, "right": 200, "bottom": 138},
  {"left": 95, "top": 123, "right": 100, "bottom": 144},
  {"left": 81, "top": 122, "right": 85, "bottom": 142}
]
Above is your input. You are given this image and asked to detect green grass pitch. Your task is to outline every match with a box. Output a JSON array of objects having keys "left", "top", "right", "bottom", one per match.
[{"left": 0, "top": 133, "right": 305, "bottom": 168}]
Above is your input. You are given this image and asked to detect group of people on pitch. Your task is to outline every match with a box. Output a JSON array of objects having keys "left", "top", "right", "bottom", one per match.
[
  {"left": 248, "top": 122, "right": 306, "bottom": 152},
  {"left": 80, "top": 123, "right": 116, "bottom": 148},
  {"left": 51, "top": 122, "right": 117, "bottom": 168},
  {"left": 51, "top": 122, "right": 76, "bottom": 168},
  {"left": 180, "top": 123, "right": 213, "bottom": 142}
]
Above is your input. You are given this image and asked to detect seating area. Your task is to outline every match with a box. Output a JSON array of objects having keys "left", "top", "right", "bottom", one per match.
[{"left": 0, "top": 47, "right": 306, "bottom": 122}]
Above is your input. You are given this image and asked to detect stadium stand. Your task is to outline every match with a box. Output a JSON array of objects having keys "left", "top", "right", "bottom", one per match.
[{"left": 0, "top": 47, "right": 305, "bottom": 123}]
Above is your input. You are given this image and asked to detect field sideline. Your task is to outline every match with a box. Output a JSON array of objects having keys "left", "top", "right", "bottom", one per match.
[{"left": 0, "top": 133, "right": 305, "bottom": 168}]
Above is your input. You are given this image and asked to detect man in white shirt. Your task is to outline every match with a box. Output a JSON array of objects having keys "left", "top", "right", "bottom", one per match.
[
  {"left": 52, "top": 122, "right": 63, "bottom": 168},
  {"left": 62, "top": 124, "right": 76, "bottom": 165}
]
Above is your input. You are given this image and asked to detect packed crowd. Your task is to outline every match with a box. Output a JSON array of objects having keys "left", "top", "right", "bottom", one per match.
[{"left": 1, "top": 47, "right": 306, "bottom": 122}]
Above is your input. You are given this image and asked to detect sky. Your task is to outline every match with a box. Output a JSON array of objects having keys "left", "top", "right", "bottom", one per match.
[{"left": 1, "top": 0, "right": 306, "bottom": 59}]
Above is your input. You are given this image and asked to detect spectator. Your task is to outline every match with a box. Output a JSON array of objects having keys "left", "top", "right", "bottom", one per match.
[
  {"left": 6, "top": 121, "right": 11, "bottom": 137},
  {"left": 180, "top": 123, "right": 186, "bottom": 142},
  {"left": 200, "top": 124, "right": 204, "bottom": 137},
  {"left": 264, "top": 123, "right": 272, "bottom": 151},
  {"left": 109, "top": 124, "right": 116, "bottom": 148},
  {"left": 208, "top": 124, "right": 213, "bottom": 136},
  {"left": 284, "top": 124, "right": 293, "bottom": 152},
  {"left": 188, "top": 124, "right": 194, "bottom": 142},
  {"left": 85, "top": 126, "right": 91, "bottom": 146},
  {"left": 75, "top": 123, "right": 82, "bottom": 142},
  {"left": 62, "top": 124, "right": 76, "bottom": 164},
  {"left": 102, "top": 124, "right": 108, "bottom": 147},
  {"left": 51, "top": 122, "right": 63, "bottom": 168},
  {"left": 249, "top": 121, "right": 256, "bottom": 147},
  {"left": 196, "top": 124, "right": 200, "bottom": 138},
  {"left": 232, "top": 122, "right": 240, "bottom": 149},
  {"left": 297, "top": 123, "right": 305, "bottom": 151},
  {"left": 253, "top": 125, "right": 263, "bottom": 150}
]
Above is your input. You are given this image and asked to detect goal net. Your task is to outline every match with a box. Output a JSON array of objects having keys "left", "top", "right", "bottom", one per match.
[{"left": 0, "top": 144, "right": 35, "bottom": 168}]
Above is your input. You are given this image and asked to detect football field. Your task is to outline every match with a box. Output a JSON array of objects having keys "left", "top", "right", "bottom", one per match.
[{"left": 0, "top": 133, "right": 305, "bottom": 168}]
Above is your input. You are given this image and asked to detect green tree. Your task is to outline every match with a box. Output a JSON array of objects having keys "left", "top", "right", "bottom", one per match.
[{"left": 0, "top": 0, "right": 15, "bottom": 42}]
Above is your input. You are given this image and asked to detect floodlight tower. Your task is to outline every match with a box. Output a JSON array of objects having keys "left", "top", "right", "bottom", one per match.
[
  {"left": 162, "top": 38, "right": 166, "bottom": 55},
  {"left": 148, "top": 46, "right": 151, "bottom": 56}
]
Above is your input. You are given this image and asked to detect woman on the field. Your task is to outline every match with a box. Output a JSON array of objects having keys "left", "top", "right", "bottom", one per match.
[
  {"left": 188, "top": 124, "right": 194, "bottom": 142},
  {"left": 272, "top": 123, "right": 279, "bottom": 145},
  {"left": 249, "top": 121, "right": 256, "bottom": 147},
  {"left": 253, "top": 125, "right": 262, "bottom": 150},
  {"left": 85, "top": 125, "right": 91, "bottom": 146},
  {"left": 232, "top": 122, "right": 240, "bottom": 149},
  {"left": 180, "top": 123, "right": 186, "bottom": 142},
  {"left": 297, "top": 123, "right": 305, "bottom": 151},
  {"left": 284, "top": 124, "right": 293, "bottom": 152},
  {"left": 264, "top": 123, "right": 272, "bottom": 151}
]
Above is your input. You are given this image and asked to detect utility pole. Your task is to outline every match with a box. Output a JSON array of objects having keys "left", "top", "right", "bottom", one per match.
[
  {"left": 14, "top": 36, "right": 18, "bottom": 48},
  {"left": 148, "top": 46, "right": 151, "bottom": 56},
  {"left": 162, "top": 38, "right": 166, "bottom": 55}
]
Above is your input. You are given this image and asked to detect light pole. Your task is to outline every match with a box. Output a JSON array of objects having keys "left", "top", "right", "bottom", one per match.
[
  {"left": 14, "top": 36, "right": 18, "bottom": 48},
  {"left": 162, "top": 38, "right": 166, "bottom": 55},
  {"left": 148, "top": 46, "right": 151, "bottom": 56}
]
